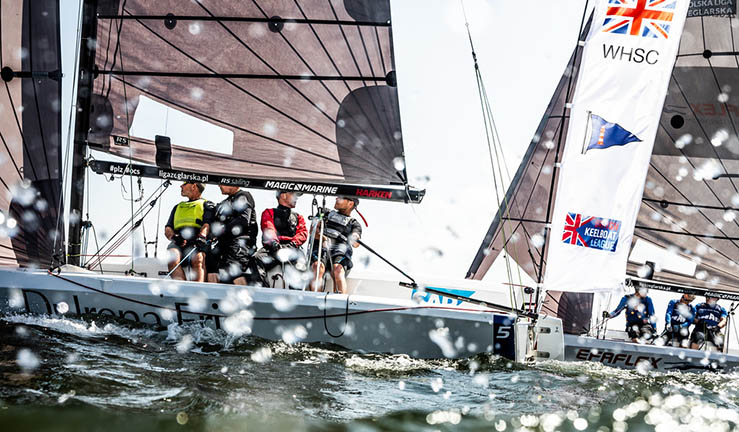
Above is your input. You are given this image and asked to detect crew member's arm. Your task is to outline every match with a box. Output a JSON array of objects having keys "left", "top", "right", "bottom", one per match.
[
  {"left": 664, "top": 300, "right": 674, "bottom": 327},
  {"left": 349, "top": 219, "right": 362, "bottom": 248},
  {"left": 198, "top": 201, "right": 216, "bottom": 239},
  {"left": 685, "top": 305, "right": 696, "bottom": 327},
  {"left": 287, "top": 214, "right": 308, "bottom": 247},
  {"left": 261, "top": 209, "right": 278, "bottom": 247},
  {"left": 164, "top": 206, "right": 177, "bottom": 240},
  {"left": 718, "top": 306, "right": 729, "bottom": 329},
  {"left": 608, "top": 295, "right": 629, "bottom": 318},
  {"left": 646, "top": 297, "right": 656, "bottom": 329}
]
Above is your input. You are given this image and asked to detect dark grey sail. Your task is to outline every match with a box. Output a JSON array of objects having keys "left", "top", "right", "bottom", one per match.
[
  {"left": 85, "top": 0, "right": 408, "bottom": 187},
  {"left": 0, "top": 0, "right": 64, "bottom": 268},
  {"left": 469, "top": 8, "right": 739, "bottom": 293}
]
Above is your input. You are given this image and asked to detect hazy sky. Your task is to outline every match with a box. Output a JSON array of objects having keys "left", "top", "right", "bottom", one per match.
[{"left": 59, "top": 0, "right": 592, "bottom": 285}]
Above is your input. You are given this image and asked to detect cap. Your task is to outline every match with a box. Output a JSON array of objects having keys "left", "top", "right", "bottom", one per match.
[{"left": 183, "top": 181, "right": 205, "bottom": 192}]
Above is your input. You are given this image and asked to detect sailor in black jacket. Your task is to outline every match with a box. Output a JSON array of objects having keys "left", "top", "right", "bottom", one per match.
[
  {"left": 206, "top": 185, "right": 258, "bottom": 284},
  {"left": 310, "top": 197, "right": 362, "bottom": 294}
]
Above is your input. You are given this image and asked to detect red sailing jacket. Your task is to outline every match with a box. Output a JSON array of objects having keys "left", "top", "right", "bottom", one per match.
[{"left": 260, "top": 207, "right": 308, "bottom": 247}]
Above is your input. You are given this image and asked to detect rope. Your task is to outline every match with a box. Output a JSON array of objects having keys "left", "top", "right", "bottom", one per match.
[
  {"left": 460, "top": 0, "right": 523, "bottom": 306},
  {"left": 323, "top": 292, "right": 350, "bottom": 338}
]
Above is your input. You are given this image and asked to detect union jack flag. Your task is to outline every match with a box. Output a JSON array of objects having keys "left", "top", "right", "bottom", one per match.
[
  {"left": 602, "top": 0, "right": 676, "bottom": 39},
  {"left": 562, "top": 213, "right": 593, "bottom": 247}
]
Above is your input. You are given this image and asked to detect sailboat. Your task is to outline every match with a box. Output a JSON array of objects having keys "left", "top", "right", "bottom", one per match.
[
  {"left": 0, "top": 0, "right": 566, "bottom": 361},
  {"left": 468, "top": 0, "right": 739, "bottom": 371}
]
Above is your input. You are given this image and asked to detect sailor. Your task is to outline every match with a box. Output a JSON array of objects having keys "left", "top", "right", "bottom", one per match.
[
  {"left": 206, "top": 185, "right": 258, "bottom": 285},
  {"left": 310, "top": 196, "right": 362, "bottom": 294},
  {"left": 663, "top": 293, "right": 696, "bottom": 348},
  {"left": 253, "top": 191, "right": 308, "bottom": 287},
  {"left": 603, "top": 287, "right": 656, "bottom": 343},
  {"left": 164, "top": 181, "right": 215, "bottom": 282},
  {"left": 690, "top": 296, "right": 728, "bottom": 351}
]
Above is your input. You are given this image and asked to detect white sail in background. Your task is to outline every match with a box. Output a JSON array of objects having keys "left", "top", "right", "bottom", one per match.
[{"left": 544, "top": 0, "right": 690, "bottom": 292}]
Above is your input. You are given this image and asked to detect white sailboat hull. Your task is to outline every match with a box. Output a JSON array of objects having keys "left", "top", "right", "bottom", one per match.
[
  {"left": 0, "top": 268, "right": 563, "bottom": 360},
  {"left": 562, "top": 334, "right": 739, "bottom": 372}
]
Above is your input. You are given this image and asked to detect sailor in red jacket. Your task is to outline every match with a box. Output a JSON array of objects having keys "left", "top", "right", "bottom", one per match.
[{"left": 253, "top": 191, "right": 308, "bottom": 287}]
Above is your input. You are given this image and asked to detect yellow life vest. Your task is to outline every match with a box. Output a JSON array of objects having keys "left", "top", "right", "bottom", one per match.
[{"left": 173, "top": 199, "right": 206, "bottom": 231}]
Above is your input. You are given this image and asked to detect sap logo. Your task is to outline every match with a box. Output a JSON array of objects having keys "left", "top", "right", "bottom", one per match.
[
  {"left": 411, "top": 287, "right": 475, "bottom": 306},
  {"left": 603, "top": 44, "right": 659, "bottom": 65}
]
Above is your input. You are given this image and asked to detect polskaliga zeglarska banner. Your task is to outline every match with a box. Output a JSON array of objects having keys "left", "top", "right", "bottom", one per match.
[{"left": 543, "top": 0, "right": 690, "bottom": 293}]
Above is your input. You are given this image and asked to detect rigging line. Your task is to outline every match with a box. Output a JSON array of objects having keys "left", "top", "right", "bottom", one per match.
[
  {"left": 0, "top": 128, "right": 23, "bottom": 178},
  {"left": 114, "top": 14, "right": 136, "bottom": 273},
  {"left": 106, "top": 0, "right": 128, "bottom": 99},
  {"left": 462, "top": 3, "right": 515, "bottom": 299},
  {"left": 643, "top": 164, "right": 739, "bottom": 261},
  {"left": 535, "top": 1, "right": 590, "bottom": 288},
  {"left": 642, "top": 197, "right": 739, "bottom": 212},
  {"left": 96, "top": 70, "right": 385, "bottom": 81},
  {"left": 108, "top": 77, "right": 389, "bottom": 177},
  {"left": 671, "top": 74, "right": 739, "bottom": 210},
  {"left": 84, "top": 180, "right": 168, "bottom": 268},
  {"left": 3, "top": 81, "right": 39, "bottom": 179},
  {"left": 97, "top": 14, "right": 391, "bottom": 27},
  {"left": 290, "top": 0, "right": 398, "bottom": 163},
  {"left": 99, "top": 9, "right": 117, "bottom": 97},
  {"left": 479, "top": 73, "right": 523, "bottom": 292},
  {"left": 635, "top": 224, "right": 739, "bottom": 241},
  {"left": 128, "top": 10, "right": 340, "bottom": 149},
  {"left": 373, "top": 27, "right": 387, "bottom": 76},
  {"left": 26, "top": 1, "right": 54, "bottom": 190},
  {"left": 196, "top": 0, "right": 391, "bottom": 161}
]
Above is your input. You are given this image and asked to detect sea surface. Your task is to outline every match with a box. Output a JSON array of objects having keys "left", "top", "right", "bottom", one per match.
[{"left": 1, "top": 313, "right": 738, "bottom": 432}]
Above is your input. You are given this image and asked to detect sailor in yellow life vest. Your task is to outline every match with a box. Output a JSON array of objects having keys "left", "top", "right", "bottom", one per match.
[{"left": 164, "top": 181, "right": 216, "bottom": 282}]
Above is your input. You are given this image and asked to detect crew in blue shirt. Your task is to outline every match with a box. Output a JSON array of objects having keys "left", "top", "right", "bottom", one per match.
[
  {"left": 663, "top": 294, "right": 696, "bottom": 347},
  {"left": 690, "top": 296, "right": 728, "bottom": 351},
  {"left": 603, "top": 288, "right": 656, "bottom": 343}
]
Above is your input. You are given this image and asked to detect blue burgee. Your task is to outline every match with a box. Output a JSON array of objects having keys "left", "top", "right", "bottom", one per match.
[{"left": 585, "top": 113, "right": 641, "bottom": 152}]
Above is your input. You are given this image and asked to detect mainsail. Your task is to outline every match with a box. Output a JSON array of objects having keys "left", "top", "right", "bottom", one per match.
[
  {"left": 0, "top": 0, "right": 64, "bottom": 268},
  {"left": 468, "top": 4, "right": 739, "bottom": 293},
  {"left": 85, "top": 0, "right": 409, "bottom": 188}
]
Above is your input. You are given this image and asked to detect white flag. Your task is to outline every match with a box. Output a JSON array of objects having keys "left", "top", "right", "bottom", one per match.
[{"left": 544, "top": 0, "right": 690, "bottom": 293}]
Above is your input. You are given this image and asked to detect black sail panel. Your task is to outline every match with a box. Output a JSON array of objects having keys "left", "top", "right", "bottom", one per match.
[
  {"left": 87, "top": 0, "right": 407, "bottom": 186},
  {"left": 0, "top": 0, "right": 63, "bottom": 268},
  {"left": 632, "top": 14, "right": 739, "bottom": 292}
]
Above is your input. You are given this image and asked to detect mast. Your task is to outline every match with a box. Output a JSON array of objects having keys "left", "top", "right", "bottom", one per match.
[
  {"left": 533, "top": 5, "right": 591, "bottom": 306},
  {"left": 67, "top": 0, "right": 98, "bottom": 266}
]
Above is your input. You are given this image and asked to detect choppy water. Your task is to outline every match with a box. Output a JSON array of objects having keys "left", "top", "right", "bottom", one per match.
[{"left": 1, "top": 314, "right": 738, "bottom": 431}]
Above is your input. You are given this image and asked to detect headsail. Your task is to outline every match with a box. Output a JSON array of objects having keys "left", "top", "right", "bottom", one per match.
[
  {"left": 0, "top": 0, "right": 64, "bottom": 268},
  {"left": 84, "top": 0, "right": 411, "bottom": 192},
  {"left": 470, "top": 3, "right": 739, "bottom": 294}
]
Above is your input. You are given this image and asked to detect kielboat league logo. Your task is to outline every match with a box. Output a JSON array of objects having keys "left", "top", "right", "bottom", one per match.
[
  {"left": 562, "top": 213, "right": 622, "bottom": 252},
  {"left": 602, "top": 0, "right": 676, "bottom": 39}
]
